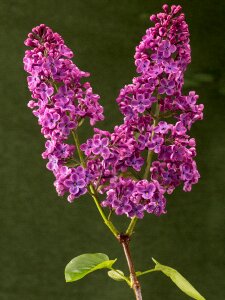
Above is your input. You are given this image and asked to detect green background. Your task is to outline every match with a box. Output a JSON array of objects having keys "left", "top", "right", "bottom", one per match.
[{"left": 1, "top": 0, "right": 224, "bottom": 299}]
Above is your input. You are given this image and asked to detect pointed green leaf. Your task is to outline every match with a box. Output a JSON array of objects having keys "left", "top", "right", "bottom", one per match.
[
  {"left": 108, "top": 269, "right": 125, "bottom": 281},
  {"left": 65, "top": 253, "right": 117, "bottom": 282},
  {"left": 152, "top": 258, "right": 205, "bottom": 300}
]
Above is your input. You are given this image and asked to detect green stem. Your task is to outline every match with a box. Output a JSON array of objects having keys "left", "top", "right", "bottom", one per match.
[
  {"left": 143, "top": 149, "right": 154, "bottom": 179},
  {"left": 72, "top": 130, "right": 85, "bottom": 167},
  {"left": 137, "top": 268, "right": 157, "bottom": 277},
  {"left": 89, "top": 185, "right": 119, "bottom": 238},
  {"left": 126, "top": 217, "right": 138, "bottom": 236},
  {"left": 72, "top": 129, "right": 119, "bottom": 238},
  {"left": 143, "top": 101, "right": 160, "bottom": 180}
]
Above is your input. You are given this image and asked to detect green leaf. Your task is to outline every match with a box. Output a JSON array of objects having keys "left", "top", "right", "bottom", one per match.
[
  {"left": 65, "top": 253, "right": 117, "bottom": 282},
  {"left": 152, "top": 258, "right": 205, "bottom": 300},
  {"left": 108, "top": 269, "right": 125, "bottom": 281}
]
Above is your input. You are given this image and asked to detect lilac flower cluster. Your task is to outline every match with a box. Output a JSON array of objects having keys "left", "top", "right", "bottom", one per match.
[
  {"left": 24, "top": 24, "right": 104, "bottom": 201},
  {"left": 81, "top": 4, "right": 203, "bottom": 217},
  {"left": 24, "top": 5, "right": 203, "bottom": 218},
  {"left": 101, "top": 177, "right": 166, "bottom": 218}
]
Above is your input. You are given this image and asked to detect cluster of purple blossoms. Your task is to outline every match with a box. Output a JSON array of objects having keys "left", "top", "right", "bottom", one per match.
[
  {"left": 24, "top": 24, "right": 104, "bottom": 202},
  {"left": 24, "top": 5, "right": 203, "bottom": 217},
  {"left": 101, "top": 177, "right": 166, "bottom": 218}
]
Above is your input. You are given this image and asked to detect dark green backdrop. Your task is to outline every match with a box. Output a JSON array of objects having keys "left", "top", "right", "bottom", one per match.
[{"left": 1, "top": 0, "right": 224, "bottom": 299}]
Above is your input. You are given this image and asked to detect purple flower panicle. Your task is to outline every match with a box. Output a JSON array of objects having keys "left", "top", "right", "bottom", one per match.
[
  {"left": 24, "top": 5, "right": 203, "bottom": 219},
  {"left": 24, "top": 24, "right": 104, "bottom": 201}
]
